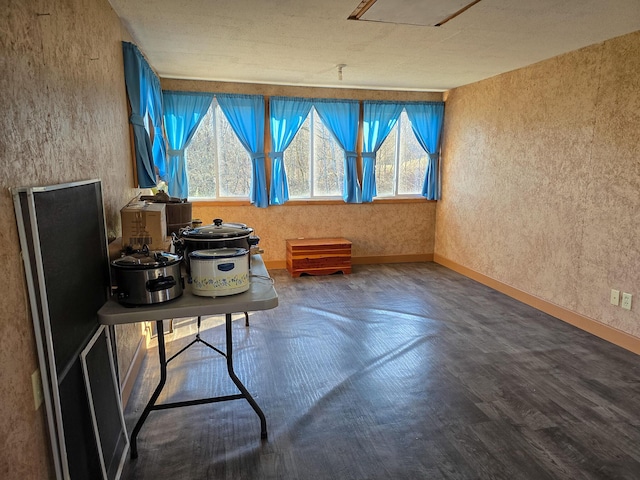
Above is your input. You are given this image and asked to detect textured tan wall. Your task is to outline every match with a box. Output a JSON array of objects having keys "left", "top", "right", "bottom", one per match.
[
  {"left": 436, "top": 31, "right": 640, "bottom": 338},
  {"left": 1, "top": 1, "right": 139, "bottom": 478},
  {"left": 193, "top": 202, "right": 437, "bottom": 263}
]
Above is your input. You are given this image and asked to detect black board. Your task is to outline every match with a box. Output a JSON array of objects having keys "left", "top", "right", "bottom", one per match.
[
  {"left": 33, "top": 181, "right": 109, "bottom": 377},
  {"left": 13, "top": 180, "right": 126, "bottom": 480}
]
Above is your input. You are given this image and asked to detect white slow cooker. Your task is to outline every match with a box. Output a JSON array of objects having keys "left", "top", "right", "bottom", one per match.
[{"left": 189, "top": 247, "right": 250, "bottom": 297}]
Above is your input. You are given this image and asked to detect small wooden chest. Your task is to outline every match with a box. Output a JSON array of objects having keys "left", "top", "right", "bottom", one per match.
[{"left": 286, "top": 238, "right": 352, "bottom": 277}]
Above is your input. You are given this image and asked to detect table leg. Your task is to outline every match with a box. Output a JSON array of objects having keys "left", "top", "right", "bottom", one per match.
[
  {"left": 225, "top": 313, "right": 268, "bottom": 439},
  {"left": 130, "top": 320, "right": 167, "bottom": 459},
  {"left": 130, "top": 316, "right": 267, "bottom": 459}
]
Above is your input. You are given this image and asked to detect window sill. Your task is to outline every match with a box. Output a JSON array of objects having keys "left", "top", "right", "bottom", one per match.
[{"left": 190, "top": 196, "right": 435, "bottom": 207}]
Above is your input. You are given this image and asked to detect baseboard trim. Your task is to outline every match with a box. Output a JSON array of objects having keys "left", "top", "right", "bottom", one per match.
[
  {"left": 352, "top": 254, "right": 434, "bottom": 265},
  {"left": 120, "top": 336, "right": 146, "bottom": 408},
  {"left": 434, "top": 254, "right": 640, "bottom": 355},
  {"left": 265, "top": 254, "right": 433, "bottom": 271}
]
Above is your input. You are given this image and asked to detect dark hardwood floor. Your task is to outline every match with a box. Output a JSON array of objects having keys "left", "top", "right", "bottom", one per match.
[{"left": 120, "top": 262, "right": 640, "bottom": 480}]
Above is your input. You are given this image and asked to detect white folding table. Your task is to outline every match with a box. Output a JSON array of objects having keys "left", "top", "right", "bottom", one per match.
[{"left": 98, "top": 255, "right": 278, "bottom": 458}]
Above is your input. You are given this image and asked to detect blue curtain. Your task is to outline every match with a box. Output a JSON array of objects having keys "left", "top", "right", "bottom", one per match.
[
  {"left": 404, "top": 102, "right": 445, "bottom": 200},
  {"left": 122, "top": 42, "right": 157, "bottom": 188},
  {"left": 147, "top": 74, "right": 167, "bottom": 180},
  {"left": 314, "top": 99, "right": 361, "bottom": 203},
  {"left": 269, "top": 96, "right": 313, "bottom": 205},
  {"left": 217, "top": 94, "right": 268, "bottom": 208},
  {"left": 162, "top": 91, "right": 213, "bottom": 198},
  {"left": 362, "top": 102, "right": 403, "bottom": 202}
]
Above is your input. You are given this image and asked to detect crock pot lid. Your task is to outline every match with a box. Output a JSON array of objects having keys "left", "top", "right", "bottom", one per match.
[
  {"left": 113, "top": 251, "right": 182, "bottom": 268},
  {"left": 189, "top": 247, "right": 249, "bottom": 259},
  {"left": 182, "top": 219, "right": 251, "bottom": 239}
]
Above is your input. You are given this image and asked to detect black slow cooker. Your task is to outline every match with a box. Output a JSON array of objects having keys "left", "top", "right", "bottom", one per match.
[{"left": 176, "top": 218, "right": 259, "bottom": 272}]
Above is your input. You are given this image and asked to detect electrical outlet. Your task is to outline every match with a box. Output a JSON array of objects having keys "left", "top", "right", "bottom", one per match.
[
  {"left": 610, "top": 289, "right": 620, "bottom": 306},
  {"left": 31, "top": 369, "right": 44, "bottom": 410},
  {"left": 621, "top": 293, "right": 633, "bottom": 311}
]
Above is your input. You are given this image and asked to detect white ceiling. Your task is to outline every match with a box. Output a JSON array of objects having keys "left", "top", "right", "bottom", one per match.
[{"left": 108, "top": 0, "right": 640, "bottom": 92}]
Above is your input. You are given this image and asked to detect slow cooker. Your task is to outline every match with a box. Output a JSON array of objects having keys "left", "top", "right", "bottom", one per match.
[
  {"left": 189, "top": 247, "right": 250, "bottom": 297},
  {"left": 111, "top": 248, "right": 184, "bottom": 305},
  {"left": 177, "top": 218, "right": 259, "bottom": 272}
]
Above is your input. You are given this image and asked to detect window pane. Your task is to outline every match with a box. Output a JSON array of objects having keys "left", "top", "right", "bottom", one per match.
[
  {"left": 185, "top": 104, "right": 217, "bottom": 198},
  {"left": 375, "top": 123, "right": 397, "bottom": 197},
  {"left": 312, "top": 109, "right": 343, "bottom": 197},
  {"left": 216, "top": 105, "right": 251, "bottom": 197},
  {"left": 284, "top": 114, "right": 311, "bottom": 198},
  {"left": 398, "top": 112, "right": 427, "bottom": 195},
  {"left": 185, "top": 100, "right": 251, "bottom": 199}
]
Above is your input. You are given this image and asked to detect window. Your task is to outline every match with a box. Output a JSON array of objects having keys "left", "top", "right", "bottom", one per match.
[
  {"left": 185, "top": 98, "right": 251, "bottom": 199},
  {"left": 184, "top": 99, "right": 436, "bottom": 201},
  {"left": 375, "top": 110, "right": 427, "bottom": 197},
  {"left": 284, "top": 107, "right": 344, "bottom": 198}
]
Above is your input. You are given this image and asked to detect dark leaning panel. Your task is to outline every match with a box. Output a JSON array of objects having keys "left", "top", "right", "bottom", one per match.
[{"left": 14, "top": 180, "right": 126, "bottom": 480}]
